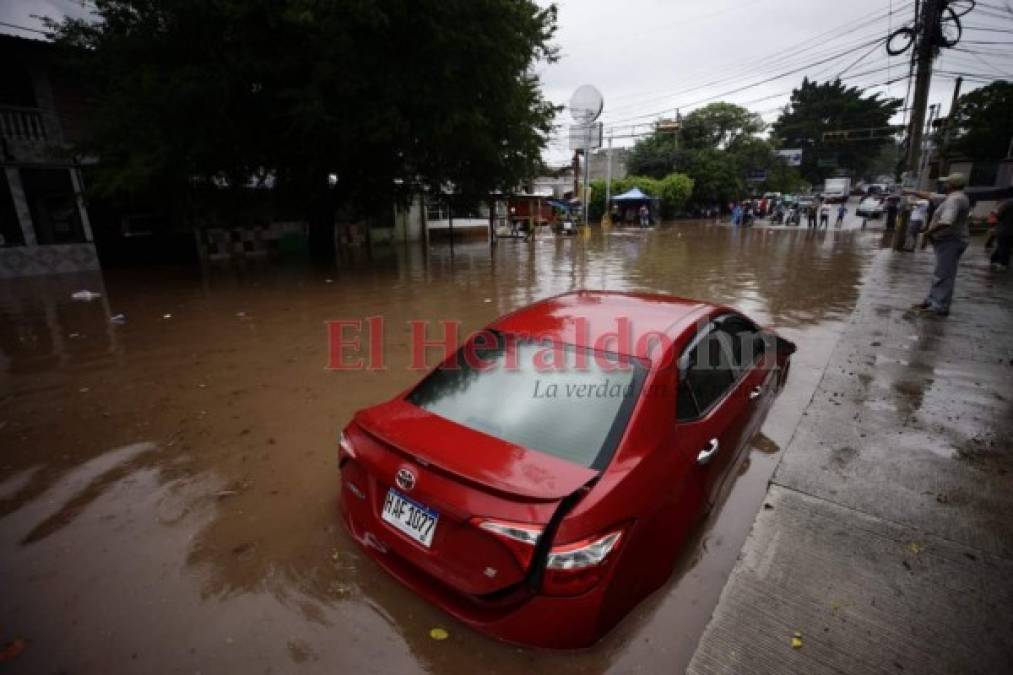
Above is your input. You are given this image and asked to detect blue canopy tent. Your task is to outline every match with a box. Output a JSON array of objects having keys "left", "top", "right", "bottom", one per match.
[
  {"left": 609, "top": 187, "right": 659, "bottom": 226},
  {"left": 546, "top": 199, "right": 577, "bottom": 213}
]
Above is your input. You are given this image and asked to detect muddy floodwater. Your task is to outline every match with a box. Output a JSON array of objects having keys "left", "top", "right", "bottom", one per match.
[{"left": 1, "top": 219, "right": 881, "bottom": 673}]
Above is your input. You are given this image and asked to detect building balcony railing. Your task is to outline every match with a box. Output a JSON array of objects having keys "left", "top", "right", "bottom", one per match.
[{"left": 0, "top": 105, "right": 49, "bottom": 143}]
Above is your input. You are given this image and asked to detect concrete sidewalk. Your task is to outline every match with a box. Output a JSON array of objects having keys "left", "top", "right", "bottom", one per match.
[{"left": 688, "top": 244, "right": 1013, "bottom": 674}]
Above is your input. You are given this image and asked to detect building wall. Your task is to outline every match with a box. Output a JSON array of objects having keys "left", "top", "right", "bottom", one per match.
[
  {"left": 0, "top": 35, "right": 97, "bottom": 278},
  {"left": 588, "top": 147, "right": 630, "bottom": 182}
]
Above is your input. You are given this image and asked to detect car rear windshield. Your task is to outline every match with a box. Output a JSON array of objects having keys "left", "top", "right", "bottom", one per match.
[{"left": 406, "top": 332, "right": 646, "bottom": 470}]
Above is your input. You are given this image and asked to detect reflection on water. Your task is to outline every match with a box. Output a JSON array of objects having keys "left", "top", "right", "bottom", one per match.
[{"left": 0, "top": 222, "right": 877, "bottom": 673}]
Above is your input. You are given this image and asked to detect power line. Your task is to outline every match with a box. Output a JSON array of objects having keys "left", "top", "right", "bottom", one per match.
[
  {"left": 601, "top": 36, "right": 892, "bottom": 127},
  {"left": 593, "top": 2, "right": 914, "bottom": 118},
  {"left": 596, "top": 29, "right": 893, "bottom": 119},
  {"left": 962, "top": 24, "right": 1013, "bottom": 31},
  {"left": 0, "top": 20, "right": 49, "bottom": 35},
  {"left": 836, "top": 38, "right": 890, "bottom": 78}
]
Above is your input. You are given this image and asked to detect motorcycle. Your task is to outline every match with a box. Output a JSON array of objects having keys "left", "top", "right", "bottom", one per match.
[{"left": 786, "top": 206, "right": 801, "bottom": 226}]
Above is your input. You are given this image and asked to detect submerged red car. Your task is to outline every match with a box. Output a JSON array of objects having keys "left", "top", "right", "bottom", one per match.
[{"left": 338, "top": 291, "right": 795, "bottom": 648}]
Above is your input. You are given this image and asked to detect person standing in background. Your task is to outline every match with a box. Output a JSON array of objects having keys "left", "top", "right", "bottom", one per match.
[
  {"left": 835, "top": 203, "right": 847, "bottom": 227},
  {"left": 885, "top": 196, "right": 899, "bottom": 231},
  {"left": 990, "top": 199, "right": 1012, "bottom": 272},
  {"left": 904, "top": 173, "right": 972, "bottom": 317},
  {"left": 985, "top": 208, "right": 998, "bottom": 250},
  {"left": 904, "top": 199, "right": 929, "bottom": 251}
]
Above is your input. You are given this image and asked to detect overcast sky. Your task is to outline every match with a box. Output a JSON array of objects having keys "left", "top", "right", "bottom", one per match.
[
  {"left": 536, "top": 0, "right": 1010, "bottom": 162},
  {"left": 4, "top": 0, "right": 1011, "bottom": 165}
]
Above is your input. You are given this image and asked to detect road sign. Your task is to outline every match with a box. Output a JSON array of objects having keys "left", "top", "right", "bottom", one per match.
[
  {"left": 776, "top": 148, "right": 802, "bottom": 166},
  {"left": 569, "top": 122, "right": 603, "bottom": 151}
]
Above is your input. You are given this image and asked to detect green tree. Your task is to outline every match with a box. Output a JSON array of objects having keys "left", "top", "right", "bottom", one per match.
[
  {"left": 679, "top": 149, "right": 743, "bottom": 206},
  {"left": 48, "top": 0, "right": 559, "bottom": 257},
  {"left": 626, "top": 133, "right": 679, "bottom": 179},
  {"left": 945, "top": 80, "right": 1013, "bottom": 161},
  {"left": 681, "top": 102, "right": 764, "bottom": 150},
  {"left": 771, "top": 78, "right": 901, "bottom": 185},
  {"left": 627, "top": 102, "right": 780, "bottom": 207},
  {"left": 655, "top": 173, "right": 694, "bottom": 217}
]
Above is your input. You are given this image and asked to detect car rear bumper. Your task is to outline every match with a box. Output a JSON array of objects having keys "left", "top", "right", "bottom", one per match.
[{"left": 339, "top": 489, "right": 610, "bottom": 649}]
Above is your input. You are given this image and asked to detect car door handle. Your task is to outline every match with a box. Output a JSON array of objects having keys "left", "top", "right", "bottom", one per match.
[
  {"left": 697, "top": 438, "right": 719, "bottom": 465},
  {"left": 749, "top": 386, "right": 763, "bottom": 400}
]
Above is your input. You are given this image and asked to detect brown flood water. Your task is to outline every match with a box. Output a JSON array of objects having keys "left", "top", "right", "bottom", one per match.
[{"left": 0, "top": 220, "right": 880, "bottom": 673}]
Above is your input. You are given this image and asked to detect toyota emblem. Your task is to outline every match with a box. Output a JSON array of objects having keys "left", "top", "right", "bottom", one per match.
[{"left": 395, "top": 467, "right": 416, "bottom": 492}]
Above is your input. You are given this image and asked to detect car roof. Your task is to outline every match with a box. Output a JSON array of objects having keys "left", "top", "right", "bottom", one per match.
[{"left": 489, "top": 291, "right": 714, "bottom": 361}]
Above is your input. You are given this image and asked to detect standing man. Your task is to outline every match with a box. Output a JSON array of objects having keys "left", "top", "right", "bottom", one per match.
[
  {"left": 835, "top": 202, "right": 847, "bottom": 228},
  {"left": 904, "top": 198, "right": 929, "bottom": 251},
  {"left": 905, "top": 173, "right": 971, "bottom": 317},
  {"left": 885, "top": 196, "right": 899, "bottom": 231},
  {"left": 990, "top": 198, "right": 1013, "bottom": 272}
]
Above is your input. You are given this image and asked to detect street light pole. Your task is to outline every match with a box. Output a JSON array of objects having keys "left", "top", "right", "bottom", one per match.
[
  {"left": 604, "top": 129, "right": 613, "bottom": 224},
  {"left": 583, "top": 123, "right": 592, "bottom": 228}
]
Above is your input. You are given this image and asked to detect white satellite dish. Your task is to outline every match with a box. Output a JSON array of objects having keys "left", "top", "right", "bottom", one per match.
[{"left": 569, "top": 84, "right": 603, "bottom": 125}]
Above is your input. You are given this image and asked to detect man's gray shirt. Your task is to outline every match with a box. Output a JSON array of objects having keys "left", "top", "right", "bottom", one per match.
[{"left": 929, "top": 190, "right": 971, "bottom": 241}]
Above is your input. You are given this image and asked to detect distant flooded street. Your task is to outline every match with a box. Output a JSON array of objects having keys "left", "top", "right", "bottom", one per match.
[{"left": 1, "top": 220, "right": 881, "bottom": 673}]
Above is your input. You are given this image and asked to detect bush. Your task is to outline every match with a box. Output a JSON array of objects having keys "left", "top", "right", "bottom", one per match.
[{"left": 592, "top": 173, "right": 693, "bottom": 221}]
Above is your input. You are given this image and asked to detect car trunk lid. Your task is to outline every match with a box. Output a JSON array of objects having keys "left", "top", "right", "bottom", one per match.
[{"left": 342, "top": 399, "right": 597, "bottom": 596}]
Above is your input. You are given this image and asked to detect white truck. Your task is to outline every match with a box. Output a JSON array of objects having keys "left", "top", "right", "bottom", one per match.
[{"left": 822, "top": 177, "right": 852, "bottom": 204}]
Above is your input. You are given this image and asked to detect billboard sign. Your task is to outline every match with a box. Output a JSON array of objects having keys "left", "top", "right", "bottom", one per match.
[{"left": 776, "top": 148, "right": 802, "bottom": 166}]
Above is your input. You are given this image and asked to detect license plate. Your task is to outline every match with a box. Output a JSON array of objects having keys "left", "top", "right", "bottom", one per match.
[{"left": 381, "top": 488, "right": 439, "bottom": 548}]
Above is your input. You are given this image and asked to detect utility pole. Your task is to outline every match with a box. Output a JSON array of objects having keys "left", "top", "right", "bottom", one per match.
[
  {"left": 906, "top": 0, "right": 943, "bottom": 185},
  {"left": 604, "top": 130, "right": 613, "bottom": 225}
]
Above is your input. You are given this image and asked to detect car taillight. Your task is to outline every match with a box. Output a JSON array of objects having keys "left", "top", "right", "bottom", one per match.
[
  {"left": 542, "top": 528, "right": 624, "bottom": 597},
  {"left": 339, "top": 431, "right": 356, "bottom": 461},
  {"left": 336, "top": 431, "right": 356, "bottom": 468},
  {"left": 471, "top": 518, "right": 543, "bottom": 568}
]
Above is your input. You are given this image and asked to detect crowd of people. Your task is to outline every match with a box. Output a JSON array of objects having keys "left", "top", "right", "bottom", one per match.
[
  {"left": 721, "top": 175, "right": 1011, "bottom": 319},
  {"left": 727, "top": 195, "right": 847, "bottom": 229}
]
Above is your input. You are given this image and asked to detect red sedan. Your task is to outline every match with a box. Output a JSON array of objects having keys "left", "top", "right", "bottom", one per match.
[{"left": 338, "top": 291, "right": 795, "bottom": 648}]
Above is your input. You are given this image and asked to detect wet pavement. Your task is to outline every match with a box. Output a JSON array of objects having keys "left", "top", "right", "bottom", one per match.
[
  {"left": 689, "top": 239, "right": 1013, "bottom": 674},
  {"left": 2, "top": 217, "right": 881, "bottom": 673}
]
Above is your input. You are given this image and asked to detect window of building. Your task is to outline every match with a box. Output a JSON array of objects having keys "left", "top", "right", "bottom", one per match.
[
  {"left": 0, "top": 66, "right": 36, "bottom": 108},
  {"left": 0, "top": 171, "right": 26, "bottom": 247},
  {"left": 19, "top": 168, "right": 86, "bottom": 245}
]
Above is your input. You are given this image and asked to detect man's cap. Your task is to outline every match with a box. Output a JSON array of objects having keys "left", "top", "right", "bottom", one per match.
[{"left": 941, "top": 172, "right": 967, "bottom": 188}]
